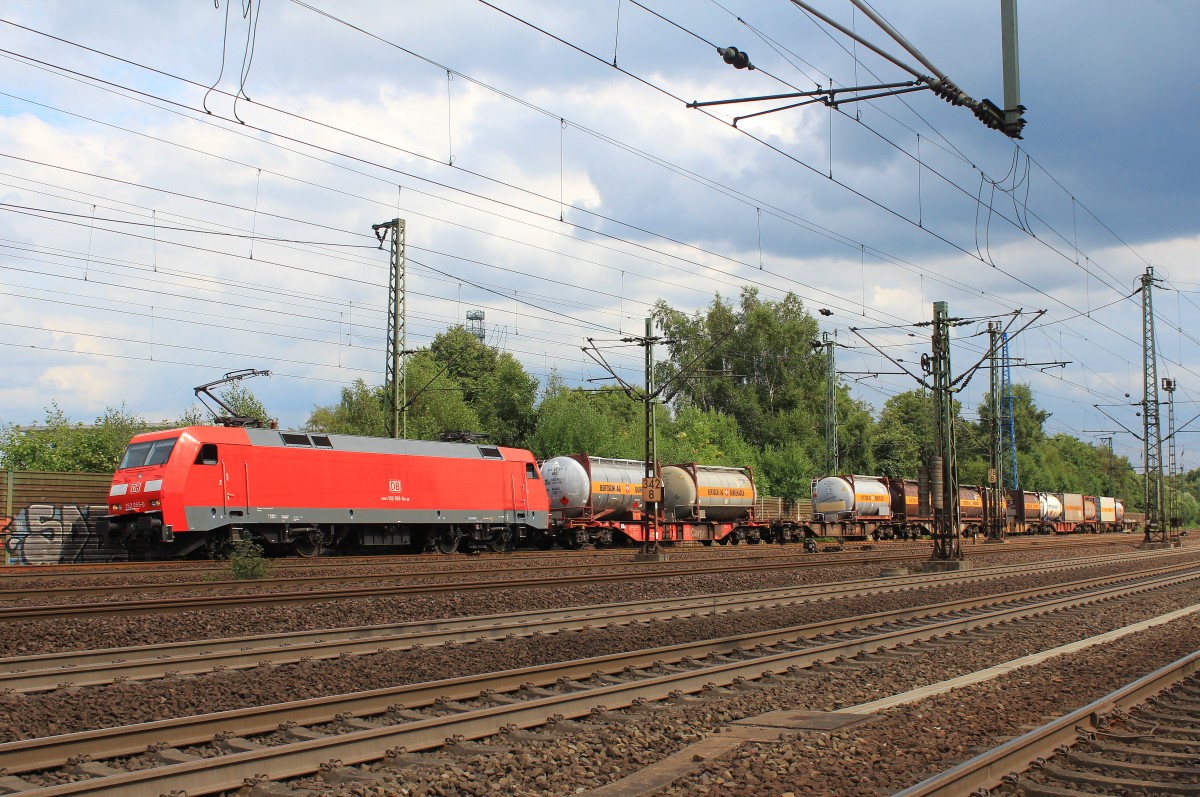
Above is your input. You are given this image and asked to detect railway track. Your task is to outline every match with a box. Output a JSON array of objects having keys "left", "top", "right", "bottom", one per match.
[
  {"left": 2, "top": 561, "right": 1197, "bottom": 796},
  {"left": 0, "top": 538, "right": 1150, "bottom": 614},
  {"left": 0, "top": 535, "right": 1136, "bottom": 583},
  {"left": 897, "top": 648, "right": 1200, "bottom": 796},
  {"left": 1, "top": 549, "right": 1188, "bottom": 693}
]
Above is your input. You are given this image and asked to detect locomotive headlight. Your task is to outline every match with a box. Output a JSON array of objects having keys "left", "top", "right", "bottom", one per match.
[
  {"left": 150, "top": 499, "right": 161, "bottom": 508},
  {"left": 145, "top": 479, "right": 163, "bottom": 492},
  {"left": 111, "top": 504, "right": 122, "bottom": 512}
]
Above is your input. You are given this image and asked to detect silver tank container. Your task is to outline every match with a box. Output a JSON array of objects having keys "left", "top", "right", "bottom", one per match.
[
  {"left": 812, "top": 475, "right": 891, "bottom": 517},
  {"left": 541, "top": 455, "right": 644, "bottom": 519},
  {"left": 1038, "top": 492, "right": 1063, "bottom": 522},
  {"left": 662, "top": 464, "right": 755, "bottom": 522}
]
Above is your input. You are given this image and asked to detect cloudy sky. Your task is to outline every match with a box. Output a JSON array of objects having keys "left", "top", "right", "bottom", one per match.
[{"left": 1, "top": 0, "right": 1198, "bottom": 472}]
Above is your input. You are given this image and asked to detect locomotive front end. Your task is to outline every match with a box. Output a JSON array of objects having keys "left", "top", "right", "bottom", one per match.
[{"left": 102, "top": 431, "right": 192, "bottom": 557}]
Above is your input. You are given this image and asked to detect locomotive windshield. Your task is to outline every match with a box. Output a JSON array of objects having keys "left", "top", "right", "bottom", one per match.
[{"left": 119, "top": 437, "right": 178, "bottom": 469}]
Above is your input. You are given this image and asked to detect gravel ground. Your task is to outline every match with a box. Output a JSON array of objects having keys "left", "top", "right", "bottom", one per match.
[
  {"left": 0, "top": 541, "right": 1158, "bottom": 657},
  {"left": 0, "top": 548, "right": 1194, "bottom": 744},
  {"left": 287, "top": 584, "right": 1200, "bottom": 797},
  {"left": 0, "top": 539, "right": 1137, "bottom": 600}
]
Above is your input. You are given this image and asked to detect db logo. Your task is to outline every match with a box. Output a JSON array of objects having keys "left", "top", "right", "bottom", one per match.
[
  {"left": 388, "top": 480, "right": 403, "bottom": 492},
  {"left": 131, "top": 483, "right": 142, "bottom": 493}
]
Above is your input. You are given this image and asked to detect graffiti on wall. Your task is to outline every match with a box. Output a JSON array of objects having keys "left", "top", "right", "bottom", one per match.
[{"left": 2, "top": 504, "right": 128, "bottom": 564}]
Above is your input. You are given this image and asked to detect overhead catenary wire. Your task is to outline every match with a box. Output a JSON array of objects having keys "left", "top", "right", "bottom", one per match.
[{"left": 0, "top": 6, "right": 1180, "bottom": 439}]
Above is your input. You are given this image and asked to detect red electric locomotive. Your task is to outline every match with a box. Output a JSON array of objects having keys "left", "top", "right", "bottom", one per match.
[{"left": 102, "top": 426, "right": 551, "bottom": 558}]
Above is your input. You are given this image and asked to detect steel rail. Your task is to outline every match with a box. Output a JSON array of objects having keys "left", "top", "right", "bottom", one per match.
[
  {"left": 3, "top": 565, "right": 1198, "bottom": 793},
  {"left": 0, "top": 540, "right": 955, "bottom": 580},
  {"left": 893, "top": 648, "right": 1200, "bottom": 796},
  {"left": 0, "top": 550, "right": 906, "bottom": 599},
  {"left": 1, "top": 551, "right": 1185, "bottom": 693},
  {"left": 0, "top": 541, "right": 1170, "bottom": 617},
  {"left": 0, "top": 535, "right": 1133, "bottom": 583}
]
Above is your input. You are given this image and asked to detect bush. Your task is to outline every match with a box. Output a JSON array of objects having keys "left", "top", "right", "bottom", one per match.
[{"left": 229, "top": 539, "right": 269, "bottom": 580}]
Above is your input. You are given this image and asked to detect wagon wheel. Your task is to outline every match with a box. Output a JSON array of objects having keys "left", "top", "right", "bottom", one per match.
[
  {"left": 699, "top": 540, "right": 713, "bottom": 547},
  {"left": 434, "top": 528, "right": 461, "bottom": 554}
]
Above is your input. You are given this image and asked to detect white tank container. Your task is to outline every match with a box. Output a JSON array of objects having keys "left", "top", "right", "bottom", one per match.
[
  {"left": 1039, "top": 492, "right": 1062, "bottom": 522},
  {"left": 812, "top": 475, "right": 891, "bottom": 517},
  {"left": 541, "top": 455, "right": 644, "bottom": 520},
  {"left": 662, "top": 464, "right": 755, "bottom": 522}
]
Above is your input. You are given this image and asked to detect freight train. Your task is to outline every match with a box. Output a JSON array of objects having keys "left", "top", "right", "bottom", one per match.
[
  {"left": 100, "top": 427, "right": 774, "bottom": 558},
  {"left": 100, "top": 426, "right": 1134, "bottom": 559},
  {"left": 806, "top": 473, "right": 1130, "bottom": 539}
]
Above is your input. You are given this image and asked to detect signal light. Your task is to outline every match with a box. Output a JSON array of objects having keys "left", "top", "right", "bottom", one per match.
[{"left": 717, "top": 46, "right": 753, "bottom": 70}]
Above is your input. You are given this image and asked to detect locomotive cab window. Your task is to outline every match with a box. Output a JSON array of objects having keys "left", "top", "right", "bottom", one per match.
[
  {"left": 526, "top": 462, "right": 539, "bottom": 480},
  {"left": 118, "top": 436, "right": 178, "bottom": 469},
  {"left": 195, "top": 444, "right": 218, "bottom": 465}
]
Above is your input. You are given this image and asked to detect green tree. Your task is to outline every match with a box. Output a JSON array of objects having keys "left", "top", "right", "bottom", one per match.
[
  {"left": 0, "top": 403, "right": 152, "bottom": 472},
  {"left": 474, "top": 354, "right": 539, "bottom": 447},
  {"left": 403, "top": 352, "right": 481, "bottom": 440},
  {"left": 658, "top": 406, "right": 759, "bottom": 471},
  {"left": 653, "top": 288, "right": 827, "bottom": 497},
  {"left": 428, "top": 326, "right": 537, "bottom": 446},
  {"left": 214, "top": 383, "right": 272, "bottom": 427},
  {"left": 756, "top": 444, "right": 816, "bottom": 502},
  {"left": 872, "top": 390, "right": 936, "bottom": 477},
  {"left": 654, "top": 288, "right": 824, "bottom": 446},
  {"left": 528, "top": 375, "right": 641, "bottom": 460},
  {"left": 305, "top": 353, "right": 481, "bottom": 441},
  {"left": 306, "top": 379, "right": 388, "bottom": 436},
  {"left": 176, "top": 404, "right": 207, "bottom": 427}
]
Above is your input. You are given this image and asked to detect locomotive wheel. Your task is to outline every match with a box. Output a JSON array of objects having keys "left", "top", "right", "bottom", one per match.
[
  {"left": 434, "top": 529, "right": 461, "bottom": 554},
  {"left": 204, "top": 532, "right": 232, "bottom": 560},
  {"left": 291, "top": 531, "right": 324, "bottom": 558},
  {"left": 488, "top": 531, "right": 511, "bottom": 553}
]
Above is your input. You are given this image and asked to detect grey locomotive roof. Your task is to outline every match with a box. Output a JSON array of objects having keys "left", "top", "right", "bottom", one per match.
[{"left": 244, "top": 429, "right": 510, "bottom": 460}]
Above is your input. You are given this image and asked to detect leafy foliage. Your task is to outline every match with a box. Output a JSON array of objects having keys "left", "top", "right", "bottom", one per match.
[
  {"left": 306, "top": 379, "right": 389, "bottom": 436},
  {"left": 228, "top": 539, "right": 269, "bottom": 580},
  {"left": 218, "top": 383, "right": 273, "bottom": 427},
  {"left": 528, "top": 375, "right": 642, "bottom": 460},
  {"left": 305, "top": 327, "right": 535, "bottom": 445},
  {"left": 0, "top": 403, "right": 153, "bottom": 472}
]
